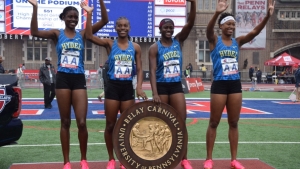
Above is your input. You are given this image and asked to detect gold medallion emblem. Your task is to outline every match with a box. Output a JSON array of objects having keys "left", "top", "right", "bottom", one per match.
[
  {"left": 113, "top": 101, "right": 187, "bottom": 169},
  {"left": 130, "top": 117, "right": 172, "bottom": 160}
]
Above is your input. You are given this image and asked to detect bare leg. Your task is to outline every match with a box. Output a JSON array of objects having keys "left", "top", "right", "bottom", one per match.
[
  {"left": 226, "top": 93, "right": 242, "bottom": 160},
  {"left": 104, "top": 99, "right": 120, "bottom": 160},
  {"left": 72, "top": 89, "right": 88, "bottom": 161},
  {"left": 104, "top": 99, "right": 135, "bottom": 160},
  {"left": 169, "top": 93, "right": 189, "bottom": 159},
  {"left": 56, "top": 89, "right": 72, "bottom": 164},
  {"left": 206, "top": 94, "right": 227, "bottom": 160}
]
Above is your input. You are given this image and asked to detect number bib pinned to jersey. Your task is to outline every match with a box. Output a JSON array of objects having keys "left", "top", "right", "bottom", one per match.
[
  {"left": 221, "top": 58, "right": 239, "bottom": 75},
  {"left": 60, "top": 49, "right": 80, "bottom": 69},
  {"left": 114, "top": 60, "right": 132, "bottom": 78},
  {"left": 163, "top": 60, "right": 180, "bottom": 78}
]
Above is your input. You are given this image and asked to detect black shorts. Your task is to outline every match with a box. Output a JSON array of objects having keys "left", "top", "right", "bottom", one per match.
[
  {"left": 56, "top": 72, "right": 87, "bottom": 90},
  {"left": 211, "top": 80, "right": 242, "bottom": 94},
  {"left": 157, "top": 82, "right": 183, "bottom": 95},
  {"left": 105, "top": 80, "right": 134, "bottom": 101}
]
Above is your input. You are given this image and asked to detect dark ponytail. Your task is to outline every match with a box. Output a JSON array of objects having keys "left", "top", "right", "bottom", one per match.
[{"left": 59, "top": 6, "right": 78, "bottom": 20}]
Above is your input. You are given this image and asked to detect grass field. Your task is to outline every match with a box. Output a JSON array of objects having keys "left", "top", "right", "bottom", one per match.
[
  {"left": 21, "top": 88, "right": 292, "bottom": 99},
  {"left": 1, "top": 89, "right": 299, "bottom": 169},
  {"left": 1, "top": 119, "right": 300, "bottom": 169}
]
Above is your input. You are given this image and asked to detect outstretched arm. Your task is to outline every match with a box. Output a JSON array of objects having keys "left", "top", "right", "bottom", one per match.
[
  {"left": 29, "top": 0, "right": 57, "bottom": 40},
  {"left": 175, "top": 0, "right": 196, "bottom": 43},
  {"left": 83, "top": 1, "right": 110, "bottom": 47},
  {"left": 81, "top": 2, "right": 94, "bottom": 38},
  {"left": 237, "top": 0, "right": 275, "bottom": 47},
  {"left": 206, "top": 0, "right": 229, "bottom": 49},
  {"left": 85, "top": 0, "right": 109, "bottom": 35}
]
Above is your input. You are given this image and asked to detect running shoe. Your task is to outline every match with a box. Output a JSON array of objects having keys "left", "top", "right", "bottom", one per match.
[
  {"left": 63, "top": 162, "right": 71, "bottom": 169},
  {"left": 120, "top": 164, "right": 126, "bottom": 169},
  {"left": 231, "top": 160, "right": 245, "bottom": 169},
  {"left": 203, "top": 159, "right": 213, "bottom": 169},
  {"left": 181, "top": 159, "right": 193, "bottom": 169},
  {"left": 107, "top": 159, "right": 115, "bottom": 169},
  {"left": 80, "top": 160, "right": 89, "bottom": 169}
]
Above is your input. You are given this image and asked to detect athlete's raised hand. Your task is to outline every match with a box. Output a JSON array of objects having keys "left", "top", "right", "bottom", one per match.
[
  {"left": 80, "top": 1, "right": 94, "bottom": 14},
  {"left": 216, "top": 0, "right": 229, "bottom": 14},
  {"left": 267, "top": 0, "right": 275, "bottom": 16},
  {"left": 28, "top": 0, "right": 37, "bottom": 7}
]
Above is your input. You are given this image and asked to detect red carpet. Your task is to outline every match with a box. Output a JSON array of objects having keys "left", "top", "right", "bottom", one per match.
[{"left": 10, "top": 159, "right": 275, "bottom": 169}]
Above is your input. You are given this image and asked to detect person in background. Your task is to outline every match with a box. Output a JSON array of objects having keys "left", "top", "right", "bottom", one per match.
[
  {"left": 0, "top": 56, "right": 5, "bottom": 74},
  {"left": 201, "top": 64, "right": 207, "bottom": 78},
  {"left": 184, "top": 65, "right": 190, "bottom": 78},
  {"left": 249, "top": 66, "right": 254, "bottom": 81},
  {"left": 22, "top": 63, "right": 26, "bottom": 70},
  {"left": 17, "top": 64, "right": 24, "bottom": 87},
  {"left": 294, "top": 65, "right": 300, "bottom": 102},
  {"left": 29, "top": 0, "right": 108, "bottom": 168},
  {"left": 243, "top": 58, "right": 248, "bottom": 69},
  {"left": 39, "top": 57, "right": 56, "bottom": 109},
  {"left": 203, "top": 0, "right": 275, "bottom": 168},
  {"left": 97, "top": 65, "right": 103, "bottom": 77},
  {"left": 188, "top": 63, "right": 193, "bottom": 76},
  {"left": 256, "top": 68, "right": 262, "bottom": 83},
  {"left": 148, "top": 0, "right": 196, "bottom": 168},
  {"left": 97, "top": 64, "right": 103, "bottom": 101},
  {"left": 132, "top": 63, "right": 137, "bottom": 98},
  {"left": 97, "top": 60, "right": 108, "bottom": 102}
]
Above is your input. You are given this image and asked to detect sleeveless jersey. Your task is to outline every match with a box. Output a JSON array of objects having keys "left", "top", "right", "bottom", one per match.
[
  {"left": 107, "top": 40, "right": 135, "bottom": 81},
  {"left": 56, "top": 30, "right": 85, "bottom": 74},
  {"left": 210, "top": 36, "right": 240, "bottom": 81},
  {"left": 156, "top": 38, "right": 182, "bottom": 82}
]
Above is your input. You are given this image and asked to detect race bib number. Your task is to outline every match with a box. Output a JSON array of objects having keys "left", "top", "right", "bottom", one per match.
[
  {"left": 60, "top": 49, "right": 80, "bottom": 69},
  {"left": 114, "top": 60, "right": 132, "bottom": 78},
  {"left": 221, "top": 58, "right": 239, "bottom": 75},
  {"left": 163, "top": 60, "right": 180, "bottom": 78}
]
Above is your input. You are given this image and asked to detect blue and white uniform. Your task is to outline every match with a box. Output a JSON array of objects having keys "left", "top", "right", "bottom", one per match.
[
  {"left": 211, "top": 36, "right": 240, "bottom": 81},
  {"left": 107, "top": 40, "right": 135, "bottom": 81},
  {"left": 156, "top": 38, "right": 182, "bottom": 82},
  {"left": 56, "top": 30, "right": 85, "bottom": 74}
]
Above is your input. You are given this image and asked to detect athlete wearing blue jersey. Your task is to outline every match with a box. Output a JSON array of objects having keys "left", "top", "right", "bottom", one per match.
[
  {"left": 56, "top": 30, "right": 85, "bottom": 74},
  {"left": 106, "top": 40, "right": 136, "bottom": 81},
  {"left": 203, "top": 0, "right": 275, "bottom": 169},
  {"left": 85, "top": 8, "right": 148, "bottom": 169},
  {"left": 155, "top": 38, "right": 183, "bottom": 82},
  {"left": 148, "top": 0, "right": 196, "bottom": 168},
  {"left": 29, "top": 0, "right": 108, "bottom": 169}
]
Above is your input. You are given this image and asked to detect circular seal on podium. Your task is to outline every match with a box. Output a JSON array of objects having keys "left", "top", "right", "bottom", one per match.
[{"left": 113, "top": 101, "right": 188, "bottom": 169}]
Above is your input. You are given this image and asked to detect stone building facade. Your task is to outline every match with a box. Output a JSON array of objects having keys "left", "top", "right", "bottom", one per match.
[{"left": 1, "top": 0, "right": 299, "bottom": 80}]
